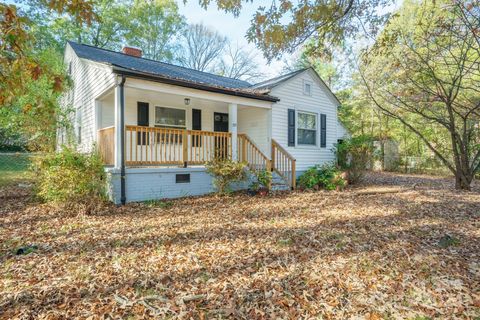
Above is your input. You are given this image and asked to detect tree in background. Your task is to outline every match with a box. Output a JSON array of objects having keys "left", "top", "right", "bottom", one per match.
[
  {"left": 177, "top": 23, "right": 227, "bottom": 72},
  {"left": 360, "top": 0, "right": 480, "bottom": 189},
  {"left": 1, "top": 1, "right": 94, "bottom": 150},
  {"left": 176, "top": 23, "right": 262, "bottom": 81},
  {"left": 219, "top": 43, "right": 262, "bottom": 82},
  {"left": 21, "top": 0, "right": 130, "bottom": 52},
  {"left": 126, "top": 0, "right": 185, "bottom": 61}
]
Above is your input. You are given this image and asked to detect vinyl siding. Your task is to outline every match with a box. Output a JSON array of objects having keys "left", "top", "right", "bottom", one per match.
[
  {"left": 270, "top": 69, "right": 339, "bottom": 171},
  {"left": 237, "top": 107, "right": 270, "bottom": 156},
  {"left": 60, "top": 43, "right": 116, "bottom": 152}
]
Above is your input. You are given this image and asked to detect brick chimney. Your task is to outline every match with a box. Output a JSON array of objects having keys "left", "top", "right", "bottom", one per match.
[{"left": 122, "top": 46, "right": 142, "bottom": 58}]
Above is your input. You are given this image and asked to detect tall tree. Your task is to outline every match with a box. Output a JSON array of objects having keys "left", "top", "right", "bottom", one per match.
[
  {"left": 125, "top": 0, "right": 185, "bottom": 61},
  {"left": 177, "top": 23, "right": 227, "bottom": 72},
  {"left": 219, "top": 43, "right": 262, "bottom": 81},
  {"left": 360, "top": 0, "right": 480, "bottom": 189}
]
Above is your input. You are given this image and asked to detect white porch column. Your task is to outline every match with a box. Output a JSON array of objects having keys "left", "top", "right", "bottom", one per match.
[
  {"left": 114, "top": 82, "right": 123, "bottom": 169},
  {"left": 228, "top": 103, "right": 238, "bottom": 160},
  {"left": 94, "top": 100, "right": 102, "bottom": 142}
]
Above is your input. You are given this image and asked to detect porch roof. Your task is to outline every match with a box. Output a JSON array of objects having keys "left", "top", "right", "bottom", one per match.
[{"left": 68, "top": 41, "right": 279, "bottom": 102}]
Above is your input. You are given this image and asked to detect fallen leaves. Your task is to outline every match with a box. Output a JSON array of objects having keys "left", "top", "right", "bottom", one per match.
[{"left": 0, "top": 172, "right": 479, "bottom": 319}]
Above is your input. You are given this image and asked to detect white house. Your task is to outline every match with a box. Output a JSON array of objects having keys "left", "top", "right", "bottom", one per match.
[{"left": 60, "top": 41, "right": 347, "bottom": 204}]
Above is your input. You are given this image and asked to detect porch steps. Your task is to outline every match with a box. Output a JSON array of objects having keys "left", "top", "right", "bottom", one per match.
[{"left": 270, "top": 171, "right": 291, "bottom": 191}]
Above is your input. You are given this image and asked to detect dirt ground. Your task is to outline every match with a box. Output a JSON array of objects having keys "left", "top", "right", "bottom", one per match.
[{"left": 0, "top": 172, "right": 479, "bottom": 319}]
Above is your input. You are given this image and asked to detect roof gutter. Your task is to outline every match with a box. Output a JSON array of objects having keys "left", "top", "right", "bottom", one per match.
[{"left": 111, "top": 66, "right": 280, "bottom": 102}]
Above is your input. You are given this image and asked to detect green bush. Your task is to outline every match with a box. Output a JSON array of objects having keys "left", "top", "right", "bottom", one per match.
[
  {"left": 250, "top": 169, "right": 272, "bottom": 191},
  {"left": 336, "top": 135, "right": 374, "bottom": 184},
  {"left": 33, "top": 146, "right": 106, "bottom": 204},
  {"left": 297, "top": 164, "right": 346, "bottom": 191},
  {"left": 205, "top": 157, "right": 247, "bottom": 194}
]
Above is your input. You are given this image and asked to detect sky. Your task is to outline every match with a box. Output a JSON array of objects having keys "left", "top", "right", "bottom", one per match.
[{"left": 177, "top": 0, "right": 289, "bottom": 79}]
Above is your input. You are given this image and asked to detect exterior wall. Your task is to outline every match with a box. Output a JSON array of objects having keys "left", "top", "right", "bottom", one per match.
[
  {"left": 270, "top": 69, "right": 340, "bottom": 171},
  {"left": 237, "top": 107, "right": 270, "bottom": 156},
  {"left": 106, "top": 167, "right": 252, "bottom": 203},
  {"left": 60, "top": 44, "right": 116, "bottom": 151}
]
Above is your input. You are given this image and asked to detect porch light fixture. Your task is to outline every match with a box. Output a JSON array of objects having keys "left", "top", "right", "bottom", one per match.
[{"left": 184, "top": 98, "right": 190, "bottom": 105}]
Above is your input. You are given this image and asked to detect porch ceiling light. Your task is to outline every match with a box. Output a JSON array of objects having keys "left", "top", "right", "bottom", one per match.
[{"left": 184, "top": 98, "right": 191, "bottom": 105}]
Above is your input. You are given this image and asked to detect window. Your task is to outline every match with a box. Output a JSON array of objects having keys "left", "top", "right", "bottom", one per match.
[
  {"left": 303, "top": 80, "right": 312, "bottom": 96},
  {"left": 155, "top": 107, "right": 186, "bottom": 128},
  {"left": 297, "top": 112, "right": 317, "bottom": 145}
]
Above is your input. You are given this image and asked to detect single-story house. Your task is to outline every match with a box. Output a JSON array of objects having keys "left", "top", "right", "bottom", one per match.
[{"left": 60, "top": 41, "right": 348, "bottom": 204}]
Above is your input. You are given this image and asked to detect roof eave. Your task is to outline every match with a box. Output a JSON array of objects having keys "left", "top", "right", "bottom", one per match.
[{"left": 111, "top": 66, "right": 280, "bottom": 102}]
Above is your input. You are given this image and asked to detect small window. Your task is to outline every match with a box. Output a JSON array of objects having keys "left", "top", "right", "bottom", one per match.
[
  {"left": 297, "top": 112, "right": 317, "bottom": 145},
  {"left": 68, "top": 61, "right": 72, "bottom": 75},
  {"left": 155, "top": 107, "right": 186, "bottom": 128},
  {"left": 303, "top": 80, "right": 312, "bottom": 96},
  {"left": 176, "top": 174, "right": 190, "bottom": 183}
]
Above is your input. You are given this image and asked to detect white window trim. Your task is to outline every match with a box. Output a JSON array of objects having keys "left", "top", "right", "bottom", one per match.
[
  {"left": 303, "top": 80, "right": 313, "bottom": 96},
  {"left": 296, "top": 109, "right": 319, "bottom": 148},
  {"left": 154, "top": 105, "right": 187, "bottom": 129}
]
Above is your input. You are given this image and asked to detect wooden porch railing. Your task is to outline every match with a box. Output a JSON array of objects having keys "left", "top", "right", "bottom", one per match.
[
  {"left": 97, "top": 126, "right": 114, "bottom": 165},
  {"left": 271, "top": 138, "right": 296, "bottom": 189},
  {"left": 125, "top": 125, "right": 232, "bottom": 165},
  {"left": 97, "top": 126, "right": 295, "bottom": 190},
  {"left": 238, "top": 133, "right": 271, "bottom": 172}
]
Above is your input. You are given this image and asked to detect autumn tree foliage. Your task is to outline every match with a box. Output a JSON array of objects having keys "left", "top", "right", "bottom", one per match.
[
  {"left": 197, "top": 0, "right": 392, "bottom": 61},
  {"left": 0, "top": 1, "right": 96, "bottom": 150},
  {"left": 360, "top": 0, "right": 480, "bottom": 190}
]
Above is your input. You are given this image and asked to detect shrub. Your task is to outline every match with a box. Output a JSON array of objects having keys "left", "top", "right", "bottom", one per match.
[
  {"left": 250, "top": 169, "right": 272, "bottom": 191},
  {"left": 33, "top": 146, "right": 106, "bottom": 204},
  {"left": 336, "top": 135, "right": 374, "bottom": 184},
  {"left": 205, "top": 157, "right": 247, "bottom": 194},
  {"left": 297, "top": 164, "right": 346, "bottom": 191}
]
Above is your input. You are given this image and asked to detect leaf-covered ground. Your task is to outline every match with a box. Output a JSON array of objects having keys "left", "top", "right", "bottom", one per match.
[{"left": 1, "top": 172, "right": 479, "bottom": 319}]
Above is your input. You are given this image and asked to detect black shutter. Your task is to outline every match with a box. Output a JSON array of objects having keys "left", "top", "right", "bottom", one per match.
[
  {"left": 137, "top": 102, "right": 149, "bottom": 126},
  {"left": 192, "top": 109, "right": 201, "bottom": 130},
  {"left": 288, "top": 109, "right": 295, "bottom": 147},
  {"left": 192, "top": 109, "right": 202, "bottom": 147},
  {"left": 320, "top": 114, "right": 327, "bottom": 148},
  {"left": 137, "top": 102, "right": 149, "bottom": 145}
]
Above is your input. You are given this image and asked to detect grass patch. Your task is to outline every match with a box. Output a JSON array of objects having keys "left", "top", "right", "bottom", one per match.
[{"left": 0, "top": 153, "right": 33, "bottom": 187}]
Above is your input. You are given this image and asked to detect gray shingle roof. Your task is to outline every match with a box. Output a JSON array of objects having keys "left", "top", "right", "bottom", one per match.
[{"left": 68, "top": 41, "right": 252, "bottom": 89}]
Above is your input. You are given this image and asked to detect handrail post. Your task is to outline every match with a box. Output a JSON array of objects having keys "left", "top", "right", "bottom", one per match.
[
  {"left": 182, "top": 130, "right": 188, "bottom": 167},
  {"left": 291, "top": 159, "right": 296, "bottom": 190},
  {"left": 242, "top": 136, "right": 247, "bottom": 162},
  {"left": 271, "top": 142, "right": 275, "bottom": 172},
  {"left": 266, "top": 159, "right": 272, "bottom": 190}
]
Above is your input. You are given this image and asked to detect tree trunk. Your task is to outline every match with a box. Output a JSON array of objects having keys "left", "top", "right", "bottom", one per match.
[{"left": 454, "top": 169, "right": 472, "bottom": 190}]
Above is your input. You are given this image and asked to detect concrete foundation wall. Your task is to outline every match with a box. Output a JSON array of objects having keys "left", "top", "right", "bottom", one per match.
[{"left": 106, "top": 167, "right": 252, "bottom": 204}]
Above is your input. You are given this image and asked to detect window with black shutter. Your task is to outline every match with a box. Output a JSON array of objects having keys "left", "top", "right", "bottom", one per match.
[
  {"left": 192, "top": 109, "right": 202, "bottom": 147},
  {"left": 320, "top": 114, "right": 327, "bottom": 148},
  {"left": 288, "top": 109, "right": 295, "bottom": 146},
  {"left": 137, "top": 102, "right": 149, "bottom": 145}
]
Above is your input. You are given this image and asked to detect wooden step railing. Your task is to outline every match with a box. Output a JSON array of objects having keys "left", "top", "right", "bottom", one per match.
[
  {"left": 97, "top": 126, "right": 115, "bottom": 165},
  {"left": 125, "top": 125, "right": 231, "bottom": 165},
  {"left": 238, "top": 133, "right": 271, "bottom": 172},
  {"left": 271, "top": 139, "right": 296, "bottom": 189}
]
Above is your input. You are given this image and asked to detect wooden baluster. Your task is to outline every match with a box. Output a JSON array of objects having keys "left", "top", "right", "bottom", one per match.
[{"left": 183, "top": 130, "right": 188, "bottom": 165}]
